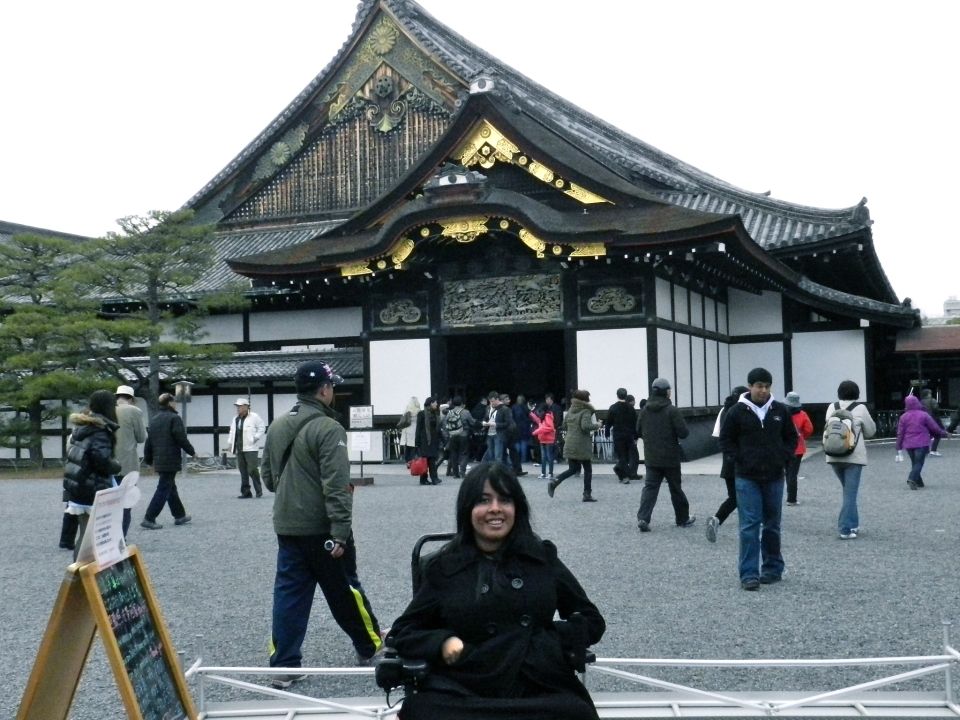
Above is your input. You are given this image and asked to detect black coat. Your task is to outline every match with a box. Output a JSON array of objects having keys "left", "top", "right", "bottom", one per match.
[
  {"left": 415, "top": 409, "right": 441, "bottom": 458},
  {"left": 636, "top": 395, "right": 688, "bottom": 466},
  {"left": 62, "top": 412, "right": 121, "bottom": 506},
  {"left": 718, "top": 399, "right": 797, "bottom": 482},
  {"left": 144, "top": 407, "right": 195, "bottom": 472},
  {"left": 390, "top": 535, "right": 604, "bottom": 720}
]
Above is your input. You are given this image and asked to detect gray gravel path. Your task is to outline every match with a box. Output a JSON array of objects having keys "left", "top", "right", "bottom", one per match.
[{"left": 4, "top": 442, "right": 959, "bottom": 718}]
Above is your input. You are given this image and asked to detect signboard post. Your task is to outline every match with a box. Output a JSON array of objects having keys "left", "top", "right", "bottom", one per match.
[{"left": 349, "top": 405, "right": 374, "bottom": 485}]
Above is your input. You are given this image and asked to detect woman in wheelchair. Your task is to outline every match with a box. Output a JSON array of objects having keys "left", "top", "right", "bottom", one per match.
[{"left": 387, "top": 462, "right": 605, "bottom": 719}]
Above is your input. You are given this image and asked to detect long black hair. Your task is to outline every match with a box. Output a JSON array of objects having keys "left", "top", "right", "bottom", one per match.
[{"left": 451, "top": 462, "right": 534, "bottom": 549}]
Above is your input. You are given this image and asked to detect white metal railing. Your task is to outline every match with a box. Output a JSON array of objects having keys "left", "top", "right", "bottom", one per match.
[{"left": 185, "top": 623, "right": 960, "bottom": 718}]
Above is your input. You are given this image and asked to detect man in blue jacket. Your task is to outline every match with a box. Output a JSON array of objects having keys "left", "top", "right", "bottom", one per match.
[{"left": 718, "top": 368, "right": 797, "bottom": 590}]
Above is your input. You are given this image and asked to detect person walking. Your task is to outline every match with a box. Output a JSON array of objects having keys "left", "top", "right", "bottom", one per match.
[
  {"left": 783, "top": 392, "right": 814, "bottom": 506},
  {"left": 141, "top": 393, "right": 195, "bottom": 530},
  {"left": 896, "top": 393, "right": 948, "bottom": 490},
  {"left": 114, "top": 384, "right": 146, "bottom": 537},
  {"left": 635, "top": 378, "right": 696, "bottom": 531},
  {"left": 705, "top": 385, "right": 748, "bottom": 543},
  {"left": 443, "top": 396, "right": 472, "bottom": 479},
  {"left": 607, "top": 387, "right": 638, "bottom": 483},
  {"left": 397, "top": 397, "right": 420, "bottom": 463},
  {"left": 261, "top": 360, "right": 383, "bottom": 689},
  {"left": 60, "top": 390, "right": 122, "bottom": 557},
  {"left": 919, "top": 389, "right": 947, "bottom": 456},
  {"left": 823, "top": 381, "right": 876, "bottom": 538},
  {"left": 531, "top": 404, "right": 557, "bottom": 478},
  {"left": 547, "top": 389, "right": 601, "bottom": 502},
  {"left": 718, "top": 368, "right": 797, "bottom": 590},
  {"left": 228, "top": 397, "right": 267, "bottom": 498},
  {"left": 415, "top": 396, "right": 443, "bottom": 485}
]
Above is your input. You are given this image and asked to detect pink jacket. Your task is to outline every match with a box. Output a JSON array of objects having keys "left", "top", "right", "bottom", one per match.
[
  {"left": 897, "top": 395, "right": 947, "bottom": 450},
  {"left": 531, "top": 411, "right": 556, "bottom": 445}
]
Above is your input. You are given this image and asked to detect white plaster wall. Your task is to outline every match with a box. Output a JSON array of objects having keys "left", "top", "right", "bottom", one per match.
[
  {"left": 719, "top": 341, "right": 731, "bottom": 395},
  {"left": 674, "top": 333, "right": 693, "bottom": 408},
  {"left": 706, "top": 339, "right": 720, "bottom": 405},
  {"left": 250, "top": 307, "right": 362, "bottom": 342},
  {"left": 655, "top": 277, "right": 672, "bottom": 320},
  {"left": 728, "top": 289, "right": 782, "bottom": 336},
  {"left": 370, "top": 339, "right": 432, "bottom": 416},
  {"left": 197, "top": 314, "right": 244, "bottom": 344},
  {"left": 656, "top": 329, "right": 676, "bottom": 398},
  {"left": 691, "top": 336, "right": 706, "bottom": 406},
  {"left": 690, "top": 292, "right": 704, "bottom": 328},
  {"left": 705, "top": 297, "right": 717, "bottom": 332},
  {"left": 718, "top": 301, "right": 728, "bottom": 334},
  {"left": 791, "top": 330, "right": 868, "bottom": 403},
  {"left": 673, "top": 285, "right": 689, "bottom": 325},
  {"left": 729, "top": 342, "right": 785, "bottom": 393},
  {"left": 575, "top": 328, "right": 648, "bottom": 409}
]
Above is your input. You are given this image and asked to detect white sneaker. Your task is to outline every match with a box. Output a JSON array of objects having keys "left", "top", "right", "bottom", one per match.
[
  {"left": 538, "top": 474, "right": 547, "bottom": 479},
  {"left": 270, "top": 672, "right": 307, "bottom": 689},
  {"left": 839, "top": 531, "right": 858, "bottom": 540},
  {"left": 705, "top": 516, "right": 719, "bottom": 543},
  {"left": 930, "top": 451, "right": 942, "bottom": 457}
]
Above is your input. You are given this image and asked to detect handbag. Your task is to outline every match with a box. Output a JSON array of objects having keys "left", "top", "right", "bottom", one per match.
[{"left": 409, "top": 456, "right": 428, "bottom": 476}]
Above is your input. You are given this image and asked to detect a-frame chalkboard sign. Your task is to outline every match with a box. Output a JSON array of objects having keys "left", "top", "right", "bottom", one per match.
[{"left": 18, "top": 546, "right": 196, "bottom": 720}]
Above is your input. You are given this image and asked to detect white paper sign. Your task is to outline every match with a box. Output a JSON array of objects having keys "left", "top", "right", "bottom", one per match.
[
  {"left": 75, "top": 471, "right": 140, "bottom": 569},
  {"left": 349, "top": 431, "right": 372, "bottom": 453},
  {"left": 349, "top": 405, "right": 374, "bottom": 429}
]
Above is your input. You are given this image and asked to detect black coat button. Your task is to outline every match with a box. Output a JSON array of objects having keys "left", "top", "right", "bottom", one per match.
[
  {"left": 486, "top": 622, "right": 497, "bottom": 635},
  {"left": 519, "top": 614, "right": 531, "bottom": 627},
  {"left": 480, "top": 583, "right": 490, "bottom": 594},
  {"left": 511, "top": 578, "right": 524, "bottom": 589}
]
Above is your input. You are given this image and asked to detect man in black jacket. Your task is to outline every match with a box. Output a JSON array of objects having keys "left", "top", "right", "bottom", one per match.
[
  {"left": 717, "top": 367, "right": 798, "bottom": 591},
  {"left": 607, "top": 387, "right": 638, "bottom": 483},
  {"left": 635, "top": 378, "right": 695, "bottom": 531}
]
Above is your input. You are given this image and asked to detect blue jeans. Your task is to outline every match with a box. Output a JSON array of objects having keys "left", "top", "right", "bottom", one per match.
[
  {"left": 515, "top": 438, "right": 530, "bottom": 463},
  {"left": 540, "top": 443, "right": 555, "bottom": 476},
  {"left": 735, "top": 476, "right": 785, "bottom": 582},
  {"left": 830, "top": 463, "right": 862, "bottom": 534},
  {"left": 271, "top": 535, "right": 381, "bottom": 668},
  {"left": 907, "top": 447, "right": 928, "bottom": 484}
]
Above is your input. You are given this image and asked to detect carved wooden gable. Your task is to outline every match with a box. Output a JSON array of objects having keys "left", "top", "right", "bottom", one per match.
[{"left": 225, "top": 14, "right": 462, "bottom": 223}]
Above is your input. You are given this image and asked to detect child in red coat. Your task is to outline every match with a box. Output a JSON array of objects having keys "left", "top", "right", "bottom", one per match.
[
  {"left": 784, "top": 392, "right": 813, "bottom": 505},
  {"left": 531, "top": 409, "right": 557, "bottom": 479}
]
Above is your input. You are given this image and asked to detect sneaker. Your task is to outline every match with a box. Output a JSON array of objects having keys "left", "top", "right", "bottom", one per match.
[
  {"left": 270, "top": 672, "right": 307, "bottom": 689},
  {"left": 678, "top": 516, "right": 696, "bottom": 528},
  {"left": 741, "top": 578, "right": 760, "bottom": 591},
  {"left": 759, "top": 574, "right": 782, "bottom": 584},
  {"left": 174, "top": 515, "right": 192, "bottom": 526},
  {"left": 637, "top": 520, "right": 650, "bottom": 532},
  {"left": 930, "top": 451, "right": 942, "bottom": 457},
  {"left": 516, "top": 471, "right": 528, "bottom": 477},
  {"left": 140, "top": 519, "right": 163, "bottom": 530},
  {"left": 839, "top": 531, "right": 857, "bottom": 539},
  {"left": 907, "top": 480, "right": 918, "bottom": 490},
  {"left": 786, "top": 500, "right": 800, "bottom": 506},
  {"left": 547, "top": 480, "right": 557, "bottom": 498},
  {"left": 237, "top": 493, "right": 253, "bottom": 499},
  {"left": 582, "top": 494, "right": 597, "bottom": 502},
  {"left": 619, "top": 477, "right": 631, "bottom": 484},
  {"left": 59, "top": 542, "right": 75, "bottom": 550},
  {"left": 705, "top": 516, "right": 719, "bottom": 543},
  {"left": 538, "top": 474, "right": 547, "bottom": 479}
]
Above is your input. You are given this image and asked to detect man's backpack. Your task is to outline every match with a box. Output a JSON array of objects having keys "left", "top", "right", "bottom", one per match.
[
  {"left": 822, "top": 401, "right": 862, "bottom": 457},
  {"left": 444, "top": 408, "right": 465, "bottom": 436}
]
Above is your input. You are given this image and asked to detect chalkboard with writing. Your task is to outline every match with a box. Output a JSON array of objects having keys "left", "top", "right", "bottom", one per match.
[
  {"left": 91, "top": 555, "right": 190, "bottom": 720},
  {"left": 18, "top": 546, "right": 195, "bottom": 720}
]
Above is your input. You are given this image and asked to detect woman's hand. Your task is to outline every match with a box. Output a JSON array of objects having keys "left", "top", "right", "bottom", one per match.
[{"left": 441, "top": 636, "right": 464, "bottom": 665}]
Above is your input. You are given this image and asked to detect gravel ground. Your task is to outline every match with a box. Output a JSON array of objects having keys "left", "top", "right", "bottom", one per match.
[{"left": 4, "top": 442, "right": 960, "bottom": 718}]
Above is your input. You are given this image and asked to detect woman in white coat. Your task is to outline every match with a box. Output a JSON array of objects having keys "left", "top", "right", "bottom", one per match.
[{"left": 398, "top": 396, "right": 421, "bottom": 462}]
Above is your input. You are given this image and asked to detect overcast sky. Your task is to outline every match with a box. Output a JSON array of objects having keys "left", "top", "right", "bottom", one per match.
[{"left": 2, "top": 1, "right": 956, "bottom": 318}]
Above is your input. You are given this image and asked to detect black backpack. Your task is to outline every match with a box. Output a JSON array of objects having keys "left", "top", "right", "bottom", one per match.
[{"left": 444, "top": 408, "right": 465, "bottom": 436}]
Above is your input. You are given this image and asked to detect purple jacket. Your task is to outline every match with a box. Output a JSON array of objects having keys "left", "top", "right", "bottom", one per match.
[{"left": 896, "top": 395, "right": 947, "bottom": 451}]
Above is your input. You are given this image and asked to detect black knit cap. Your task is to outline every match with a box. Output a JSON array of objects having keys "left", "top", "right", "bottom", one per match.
[
  {"left": 747, "top": 367, "right": 773, "bottom": 385},
  {"left": 294, "top": 360, "right": 343, "bottom": 391}
]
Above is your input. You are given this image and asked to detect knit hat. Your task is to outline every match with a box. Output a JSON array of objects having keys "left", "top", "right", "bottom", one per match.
[
  {"left": 747, "top": 367, "right": 773, "bottom": 385},
  {"left": 785, "top": 392, "right": 801, "bottom": 408}
]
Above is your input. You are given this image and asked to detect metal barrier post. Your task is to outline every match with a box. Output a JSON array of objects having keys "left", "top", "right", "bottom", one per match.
[{"left": 944, "top": 618, "right": 954, "bottom": 705}]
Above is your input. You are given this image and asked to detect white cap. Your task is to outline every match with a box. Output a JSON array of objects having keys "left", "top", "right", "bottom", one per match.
[
  {"left": 234, "top": 398, "right": 250, "bottom": 406},
  {"left": 116, "top": 385, "right": 136, "bottom": 397}
]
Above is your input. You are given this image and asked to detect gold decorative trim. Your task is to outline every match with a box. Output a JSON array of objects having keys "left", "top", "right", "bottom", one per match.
[
  {"left": 390, "top": 237, "right": 415, "bottom": 264},
  {"left": 440, "top": 218, "right": 488, "bottom": 243},
  {"left": 341, "top": 263, "right": 373, "bottom": 277},
  {"left": 519, "top": 228, "right": 547, "bottom": 258},
  {"left": 455, "top": 119, "right": 610, "bottom": 205},
  {"left": 568, "top": 243, "right": 606, "bottom": 258}
]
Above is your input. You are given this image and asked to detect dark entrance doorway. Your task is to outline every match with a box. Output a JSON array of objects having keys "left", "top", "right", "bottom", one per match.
[{"left": 445, "top": 330, "right": 566, "bottom": 408}]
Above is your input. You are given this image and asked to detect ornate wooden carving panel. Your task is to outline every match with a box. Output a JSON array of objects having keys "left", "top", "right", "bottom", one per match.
[
  {"left": 442, "top": 274, "right": 561, "bottom": 327},
  {"left": 371, "top": 293, "right": 430, "bottom": 331},
  {"left": 577, "top": 279, "right": 644, "bottom": 320}
]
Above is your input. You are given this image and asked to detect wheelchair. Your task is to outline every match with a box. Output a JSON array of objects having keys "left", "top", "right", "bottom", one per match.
[{"left": 374, "top": 532, "right": 596, "bottom": 699}]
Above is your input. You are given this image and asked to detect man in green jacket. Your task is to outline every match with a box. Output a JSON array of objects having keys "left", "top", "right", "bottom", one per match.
[{"left": 261, "top": 360, "right": 382, "bottom": 688}]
